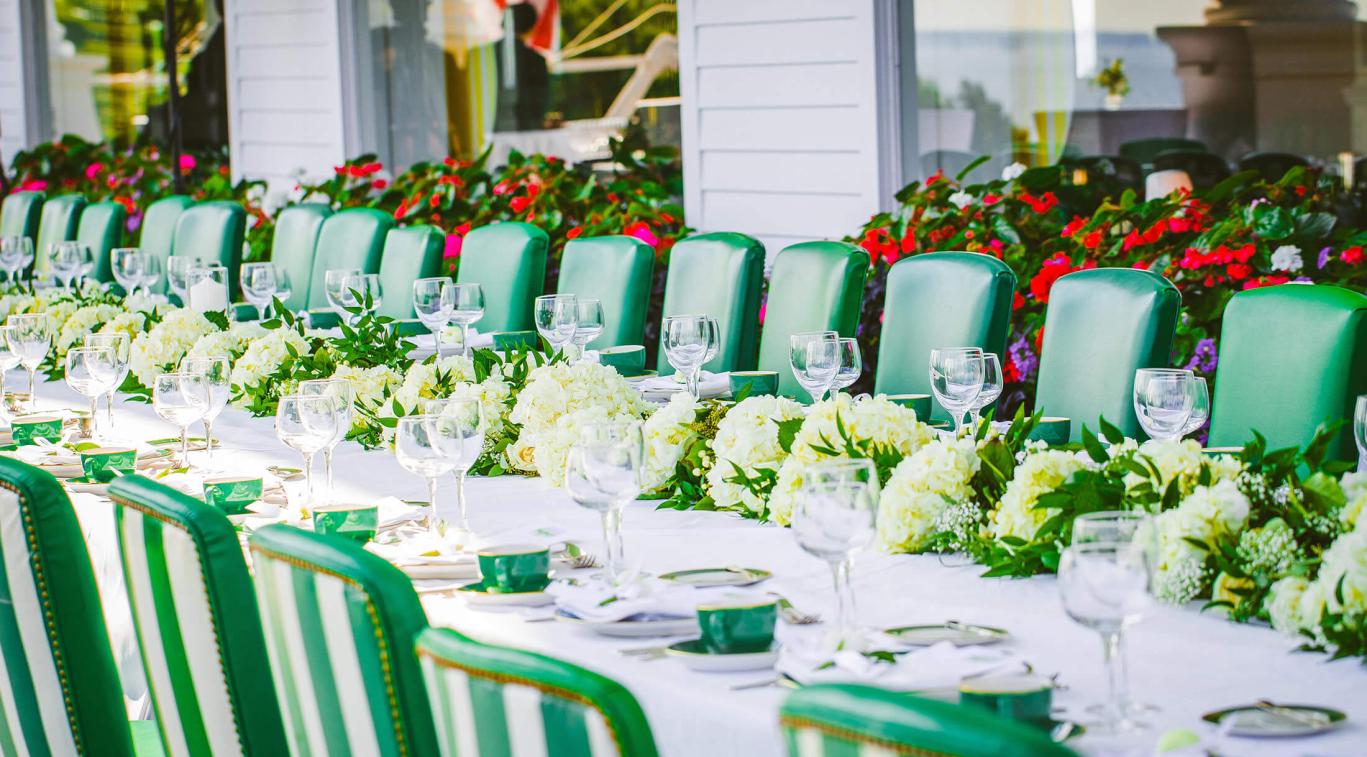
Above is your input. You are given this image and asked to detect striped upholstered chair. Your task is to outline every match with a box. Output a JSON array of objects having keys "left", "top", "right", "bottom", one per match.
[
  {"left": 416, "top": 627, "right": 659, "bottom": 757},
  {"left": 0, "top": 457, "right": 162, "bottom": 754},
  {"left": 248, "top": 523, "right": 439, "bottom": 756},
  {"left": 108, "top": 474, "right": 287, "bottom": 756},
  {"left": 780, "top": 684, "right": 1075, "bottom": 757}
]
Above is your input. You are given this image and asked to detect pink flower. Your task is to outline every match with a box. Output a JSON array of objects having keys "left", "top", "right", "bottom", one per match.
[
  {"left": 444, "top": 233, "right": 463, "bottom": 260},
  {"left": 84, "top": 163, "right": 104, "bottom": 181},
  {"left": 179, "top": 154, "right": 197, "bottom": 171},
  {"left": 18, "top": 180, "right": 46, "bottom": 192},
  {"left": 624, "top": 221, "right": 659, "bottom": 248}
]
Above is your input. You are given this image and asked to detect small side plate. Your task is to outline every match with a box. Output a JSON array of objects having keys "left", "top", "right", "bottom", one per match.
[
  {"left": 659, "top": 567, "right": 772, "bottom": 588},
  {"left": 666, "top": 639, "right": 779, "bottom": 672},
  {"left": 555, "top": 609, "right": 698, "bottom": 638},
  {"left": 458, "top": 581, "right": 553, "bottom": 608},
  {"left": 885, "top": 622, "right": 1009, "bottom": 646},
  {"left": 1202, "top": 703, "right": 1345, "bottom": 737}
]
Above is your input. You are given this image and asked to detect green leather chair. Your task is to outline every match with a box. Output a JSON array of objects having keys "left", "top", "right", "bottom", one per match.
[
  {"left": 1118, "top": 137, "right": 1206, "bottom": 165},
  {"left": 456, "top": 222, "right": 548, "bottom": 332},
  {"left": 248, "top": 524, "right": 438, "bottom": 757},
  {"left": 780, "top": 684, "right": 1075, "bottom": 757},
  {"left": 656, "top": 232, "right": 765, "bottom": 374},
  {"left": 416, "top": 628, "right": 658, "bottom": 757},
  {"left": 108, "top": 475, "right": 288, "bottom": 756},
  {"left": 756, "top": 241, "right": 869, "bottom": 399},
  {"left": 0, "top": 457, "right": 162, "bottom": 755},
  {"left": 139, "top": 195, "right": 193, "bottom": 295},
  {"left": 268, "top": 203, "right": 332, "bottom": 312},
  {"left": 874, "top": 252, "right": 1016, "bottom": 421},
  {"left": 557, "top": 235, "right": 655, "bottom": 350},
  {"left": 1034, "top": 268, "right": 1180, "bottom": 441},
  {"left": 77, "top": 201, "right": 127, "bottom": 283},
  {"left": 1209, "top": 284, "right": 1367, "bottom": 459},
  {"left": 379, "top": 225, "right": 444, "bottom": 320},
  {"left": 171, "top": 201, "right": 246, "bottom": 299},
  {"left": 305, "top": 208, "right": 394, "bottom": 311},
  {"left": 33, "top": 193, "right": 85, "bottom": 278},
  {"left": 0, "top": 190, "right": 43, "bottom": 240}
]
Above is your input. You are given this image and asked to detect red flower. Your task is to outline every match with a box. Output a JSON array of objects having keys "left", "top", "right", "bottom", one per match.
[
  {"left": 566, "top": 227, "right": 583, "bottom": 240},
  {"left": 624, "top": 221, "right": 659, "bottom": 249},
  {"left": 982, "top": 193, "right": 1001, "bottom": 205},
  {"left": 1061, "top": 216, "right": 1088, "bottom": 238},
  {"left": 18, "top": 179, "right": 45, "bottom": 192},
  {"left": 1034, "top": 327, "right": 1045, "bottom": 355},
  {"left": 394, "top": 198, "right": 411, "bottom": 220},
  {"left": 859, "top": 228, "right": 899, "bottom": 266},
  {"left": 1012, "top": 292, "right": 1025, "bottom": 310},
  {"left": 1082, "top": 231, "right": 1103, "bottom": 250},
  {"left": 510, "top": 195, "right": 531, "bottom": 213},
  {"left": 493, "top": 180, "right": 516, "bottom": 196},
  {"left": 899, "top": 228, "right": 917, "bottom": 254},
  {"left": 1022, "top": 191, "right": 1058, "bottom": 214},
  {"left": 454, "top": 222, "right": 471, "bottom": 236},
  {"left": 1029, "top": 253, "right": 1077, "bottom": 303},
  {"left": 429, "top": 192, "right": 442, "bottom": 208},
  {"left": 1342, "top": 246, "right": 1364, "bottom": 265},
  {"left": 371, "top": 179, "right": 388, "bottom": 190},
  {"left": 1227, "top": 263, "right": 1252, "bottom": 281}
]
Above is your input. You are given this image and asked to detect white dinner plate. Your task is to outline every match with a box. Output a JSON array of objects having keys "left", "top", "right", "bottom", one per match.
[
  {"left": 666, "top": 640, "right": 778, "bottom": 672},
  {"left": 555, "top": 609, "right": 698, "bottom": 638},
  {"left": 885, "top": 622, "right": 1009, "bottom": 647}
]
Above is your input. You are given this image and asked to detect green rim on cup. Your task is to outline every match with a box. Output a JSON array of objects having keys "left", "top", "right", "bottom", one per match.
[
  {"left": 79, "top": 446, "right": 137, "bottom": 483},
  {"left": 696, "top": 598, "right": 777, "bottom": 654},
  {"left": 729, "top": 371, "right": 779, "bottom": 398},
  {"left": 11, "top": 415, "right": 62, "bottom": 447},
  {"left": 959, "top": 673, "right": 1054, "bottom": 726},
  {"left": 312, "top": 503, "right": 379, "bottom": 543},
  {"left": 477, "top": 545, "right": 551, "bottom": 593},
  {"left": 203, "top": 476, "right": 264, "bottom": 515}
]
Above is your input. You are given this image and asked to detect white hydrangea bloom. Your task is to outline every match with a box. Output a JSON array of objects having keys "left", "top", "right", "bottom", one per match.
[
  {"left": 228, "top": 327, "right": 309, "bottom": 394},
  {"left": 877, "top": 436, "right": 981, "bottom": 553},
  {"left": 989, "top": 449, "right": 1088, "bottom": 542},
  {"left": 55, "top": 303, "right": 123, "bottom": 356},
  {"left": 1150, "top": 479, "right": 1251, "bottom": 604},
  {"left": 329, "top": 363, "right": 402, "bottom": 410},
  {"left": 1001, "top": 162, "right": 1027, "bottom": 181},
  {"left": 187, "top": 321, "right": 266, "bottom": 360},
  {"left": 1316, "top": 524, "right": 1367, "bottom": 614},
  {"left": 393, "top": 355, "right": 476, "bottom": 410},
  {"left": 948, "top": 191, "right": 974, "bottom": 209},
  {"left": 98, "top": 311, "right": 146, "bottom": 341},
  {"left": 641, "top": 393, "right": 699, "bottom": 492},
  {"left": 706, "top": 395, "right": 805, "bottom": 515},
  {"left": 1339, "top": 470, "right": 1367, "bottom": 530},
  {"left": 128, "top": 308, "right": 217, "bottom": 387},
  {"left": 1266, "top": 576, "right": 1318, "bottom": 636},
  {"left": 1270, "top": 244, "right": 1303, "bottom": 273}
]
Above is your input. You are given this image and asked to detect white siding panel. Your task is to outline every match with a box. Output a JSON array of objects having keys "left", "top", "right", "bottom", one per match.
[
  {"left": 234, "top": 46, "right": 334, "bottom": 79},
  {"left": 236, "top": 78, "right": 338, "bottom": 112},
  {"left": 701, "top": 152, "right": 864, "bottom": 195},
  {"left": 693, "top": 0, "right": 855, "bottom": 26},
  {"left": 702, "top": 191, "right": 869, "bottom": 239},
  {"left": 0, "top": 0, "right": 29, "bottom": 164},
  {"left": 233, "top": 12, "right": 334, "bottom": 46},
  {"left": 697, "top": 63, "right": 860, "bottom": 109},
  {"left": 700, "top": 107, "right": 863, "bottom": 152},
  {"left": 695, "top": 20, "right": 860, "bottom": 67}
]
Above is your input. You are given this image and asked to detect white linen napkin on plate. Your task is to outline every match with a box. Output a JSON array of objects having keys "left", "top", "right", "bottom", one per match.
[
  {"left": 776, "top": 636, "right": 1025, "bottom": 691},
  {"left": 548, "top": 577, "right": 759, "bottom": 623},
  {"left": 636, "top": 372, "right": 730, "bottom": 401}
]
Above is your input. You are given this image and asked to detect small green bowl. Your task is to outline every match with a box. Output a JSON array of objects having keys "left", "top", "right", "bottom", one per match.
[
  {"left": 492, "top": 331, "right": 540, "bottom": 351},
  {"left": 312, "top": 503, "right": 379, "bottom": 543},
  {"left": 959, "top": 673, "right": 1054, "bottom": 726},
  {"left": 79, "top": 446, "right": 137, "bottom": 483},
  {"left": 729, "top": 371, "right": 779, "bottom": 397},
  {"left": 696, "top": 599, "right": 777, "bottom": 654},
  {"left": 203, "top": 476, "right": 264, "bottom": 515},
  {"left": 597, "top": 345, "right": 647, "bottom": 377},
  {"left": 477, "top": 544, "right": 551, "bottom": 593},
  {"left": 11, "top": 415, "right": 62, "bottom": 447},
  {"left": 1028, "top": 417, "right": 1071, "bottom": 445},
  {"left": 884, "top": 394, "right": 933, "bottom": 420}
]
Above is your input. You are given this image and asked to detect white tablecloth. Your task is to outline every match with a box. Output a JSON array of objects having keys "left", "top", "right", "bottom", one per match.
[{"left": 31, "top": 378, "right": 1366, "bottom": 757}]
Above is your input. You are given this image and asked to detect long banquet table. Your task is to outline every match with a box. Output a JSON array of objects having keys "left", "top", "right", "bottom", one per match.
[{"left": 36, "top": 377, "right": 1366, "bottom": 757}]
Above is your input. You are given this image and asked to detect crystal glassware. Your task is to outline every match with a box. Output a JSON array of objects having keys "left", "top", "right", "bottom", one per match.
[
  {"left": 276, "top": 394, "right": 340, "bottom": 511},
  {"left": 180, "top": 356, "right": 231, "bottom": 468},
  {"left": 1356, "top": 394, "right": 1367, "bottom": 471},
  {"left": 790, "top": 331, "right": 839, "bottom": 403},
  {"left": 240, "top": 262, "right": 277, "bottom": 320},
  {"left": 272, "top": 265, "right": 293, "bottom": 310},
  {"left": 7, "top": 313, "right": 49, "bottom": 411},
  {"left": 412, "top": 277, "right": 455, "bottom": 354},
  {"left": 394, "top": 415, "right": 457, "bottom": 537},
  {"left": 929, "top": 347, "right": 985, "bottom": 434},
  {"left": 84, "top": 332, "right": 130, "bottom": 433},
  {"left": 110, "top": 248, "right": 146, "bottom": 295},
  {"left": 65, "top": 347, "right": 119, "bottom": 439},
  {"left": 448, "top": 283, "right": 485, "bottom": 357},
  {"left": 341, "top": 273, "right": 383, "bottom": 324},
  {"left": 424, "top": 397, "right": 486, "bottom": 544},
  {"left": 0, "top": 237, "right": 33, "bottom": 283},
  {"left": 298, "top": 378, "right": 355, "bottom": 502},
  {"left": 49, "top": 241, "right": 83, "bottom": 290},
  {"left": 1133, "top": 368, "right": 1195, "bottom": 442},
  {"left": 571, "top": 298, "right": 606, "bottom": 359},
  {"left": 968, "top": 352, "right": 1004, "bottom": 427},
  {"left": 1182, "top": 376, "right": 1210, "bottom": 437},
  {"left": 575, "top": 421, "right": 644, "bottom": 584},
  {"left": 154, "top": 372, "right": 210, "bottom": 467},
  {"left": 138, "top": 254, "right": 162, "bottom": 297},
  {"left": 793, "top": 460, "right": 878, "bottom": 641},
  {"left": 166, "top": 256, "right": 195, "bottom": 303},
  {"left": 662, "top": 314, "right": 719, "bottom": 399},
  {"left": 832, "top": 337, "right": 863, "bottom": 394},
  {"left": 0, "top": 326, "right": 20, "bottom": 424},
  {"left": 534, "top": 294, "right": 578, "bottom": 354},
  {"left": 325, "top": 268, "right": 363, "bottom": 325}
]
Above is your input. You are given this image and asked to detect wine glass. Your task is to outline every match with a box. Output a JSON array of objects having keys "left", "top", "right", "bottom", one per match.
[
  {"left": 663, "top": 315, "right": 719, "bottom": 399},
  {"left": 832, "top": 338, "right": 863, "bottom": 395},
  {"left": 448, "top": 283, "right": 485, "bottom": 357},
  {"left": 423, "top": 397, "right": 485, "bottom": 544},
  {"left": 1058, "top": 540, "right": 1154, "bottom": 735},
  {"left": 968, "top": 353, "right": 1004, "bottom": 427},
  {"left": 240, "top": 262, "right": 277, "bottom": 321},
  {"left": 271, "top": 265, "right": 293, "bottom": 311},
  {"left": 166, "top": 256, "right": 195, "bottom": 303},
  {"left": 85, "top": 332, "right": 130, "bottom": 434},
  {"left": 77, "top": 243, "right": 96, "bottom": 287},
  {"left": 65, "top": 347, "right": 118, "bottom": 439},
  {"left": 793, "top": 462, "right": 878, "bottom": 642},
  {"left": 110, "top": 248, "right": 145, "bottom": 295},
  {"left": 1182, "top": 377, "right": 1210, "bottom": 437},
  {"left": 0, "top": 327, "right": 20, "bottom": 424},
  {"left": 395, "top": 415, "right": 457, "bottom": 537},
  {"left": 412, "top": 277, "right": 454, "bottom": 354},
  {"left": 0, "top": 237, "right": 33, "bottom": 283},
  {"left": 576, "top": 421, "right": 644, "bottom": 584},
  {"left": 325, "top": 268, "right": 362, "bottom": 325},
  {"left": 1133, "top": 368, "right": 1195, "bottom": 442},
  {"left": 49, "top": 241, "right": 83, "bottom": 291},
  {"left": 153, "top": 372, "right": 210, "bottom": 467},
  {"left": 298, "top": 378, "right": 354, "bottom": 503},
  {"left": 790, "top": 331, "right": 839, "bottom": 403},
  {"left": 929, "top": 347, "right": 985, "bottom": 434},
  {"left": 341, "top": 273, "right": 383, "bottom": 324},
  {"left": 571, "top": 298, "right": 606, "bottom": 359},
  {"left": 180, "top": 356, "right": 231, "bottom": 468},
  {"left": 138, "top": 254, "right": 162, "bottom": 297},
  {"left": 1356, "top": 395, "right": 1367, "bottom": 471},
  {"left": 276, "top": 395, "right": 339, "bottom": 511},
  {"left": 7, "top": 313, "right": 49, "bottom": 412},
  {"left": 534, "top": 294, "right": 577, "bottom": 354}
]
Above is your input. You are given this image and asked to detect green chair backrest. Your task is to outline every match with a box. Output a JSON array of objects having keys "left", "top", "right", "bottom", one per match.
[
  {"left": 874, "top": 252, "right": 1016, "bottom": 421},
  {"left": 77, "top": 201, "right": 127, "bottom": 283},
  {"left": 1209, "top": 284, "right": 1367, "bottom": 459},
  {"left": 172, "top": 201, "right": 247, "bottom": 299},
  {"left": 0, "top": 457, "right": 136, "bottom": 755},
  {"left": 108, "top": 475, "right": 288, "bottom": 757},
  {"left": 780, "top": 684, "right": 1076, "bottom": 757},
  {"left": 305, "top": 208, "right": 394, "bottom": 310},
  {"left": 269, "top": 204, "right": 332, "bottom": 312},
  {"left": 247, "top": 524, "right": 437, "bottom": 757},
  {"left": 33, "top": 193, "right": 85, "bottom": 277},
  {"left": 1118, "top": 137, "right": 1206, "bottom": 165},
  {"left": 456, "top": 222, "right": 548, "bottom": 333},
  {"left": 140, "top": 195, "right": 193, "bottom": 295},
  {"left": 0, "top": 190, "right": 44, "bottom": 240},
  {"left": 1034, "top": 268, "right": 1180, "bottom": 441},
  {"left": 378, "top": 225, "right": 444, "bottom": 320},
  {"left": 557, "top": 235, "right": 655, "bottom": 349},
  {"left": 656, "top": 232, "right": 765, "bottom": 374},
  {"left": 416, "top": 628, "right": 658, "bottom": 757},
  {"left": 757, "top": 241, "right": 870, "bottom": 399}
]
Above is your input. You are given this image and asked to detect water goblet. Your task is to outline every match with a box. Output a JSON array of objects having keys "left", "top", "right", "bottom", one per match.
[
  {"left": 929, "top": 347, "right": 985, "bottom": 434},
  {"left": 65, "top": 347, "right": 119, "bottom": 439},
  {"left": 298, "top": 378, "right": 355, "bottom": 502},
  {"left": 793, "top": 470, "right": 877, "bottom": 642},
  {"left": 324, "top": 268, "right": 362, "bottom": 325},
  {"left": 49, "top": 241, "right": 83, "bottom": 291},
  {"left": 0, "top": 326, "right": 20, "bottom": 424},
  {"left": 0, "top": 237, "right": 33, "bottom": 283},
  {"left": 240, "top": 262, "right": 277, "bottom": 321},
  {"left": 138, "top": 254, "right": 162, "bottom": 297},
  {"left": 1133, "top": 368, "right": 1195, "bottom": 442},
  {"left": 85, "top": 332, "right": 130, "bottom": 433},
  {"left": 276, "top": 394, "right": 340, "bottom": 512},
  {"left": 166, "top": 256, "right": 196, "bottom": 303},
  {"left": 395, "top": 415, "right": 457, "bottom": 537},
  {"left": 571, "top": 298, "right": 606, "bottom": 359},
  {"left": 662, "top": 314, "right": 718, "bottom": 399},
  {"left": 1182, "top": 377, "right": 1210, "bottom": 437},
  {"left": 271, "top": 266, "right": 293, "bottom": 312},
  {"left": 412, "top": 277, "right": 454, "bottom": 354},
  {"left": 534, "top": 294, "right": 577, "bottom": 354},
  {"left": 7, "top": 313, "right": 49, "bottom": 411},
  {"left": 154, "top": 372, "right": 210, "bottom": 467},
  {"left": 180, "top": 356, "right": 231, "bottom": 468},
  {"left": 576, "top": 421, "right": 644, "bottom": 584},
  {"left": 110, "top": 248, "right": 145, "bottom": 295},
  {"left": 448, "top": 283, "right": 485, "bottom": 357},
  {"left": 790, "top": 331, "right": 839, "bottom": 404},
  {"left": 968, "top": 353, "right": 1004, "bottom": 427},
  {"left": 832, "top": 338, "right": 863, "bottom": 395},
  {"left": 424, "top": 397, "right": 485, "bottom": 544}
]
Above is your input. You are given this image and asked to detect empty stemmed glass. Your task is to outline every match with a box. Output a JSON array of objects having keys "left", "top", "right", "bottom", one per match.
[
  {"left": 0, "top": 327, "right": 20, "bottom": 422},
  {"left": 967, "top": 353, "right": 1004, "bottom": 427},
  {"left": 413, "top": 277, "right": 454, "bottom": 355},
  {"left": 790, "top": 331, "right": 839, "bottom": 403},
  {"left": 276, "top": 395, "right": 340, "bottom": 512},
  {"left": 0, "top": 237, "right": 33, "bottom": 283},
  {"left": 424, "top": 397, "right": 485, "bottom": 544},
  {"left": 324, "top": 268, "right": 362, "bottom": 325},
  {"left": 1133, "top": 368, "right": 1195, "bottom": 442},
  {"left": 110, "top": 248, "right": 146, "bottom": 295},
  {"left": 180, "top": 356, "right": 231, "bottom": 468},
  {"left": 7, "top": 313, "right": 49, "bottom": 411},
  {"left": 534, "top": 294, "right": 578, "bottom": 354},
  {"left": 662, "top": 315, "right": 720, "bottom": 399},
  {"left": 240, "top": 262, "right": 278, "bottom": 320},
  {"left": 154, "top": 372, "right": 210, "bottom": 467},
  {"left": 929, "top": 347, "right": 985, "bottom": 434},
  {"left": 395, "top": 415, "right": 456, "bottom": 537},
  {"left": 1182, "top": 376, "right": 1210, "bottom": 437},
  {"left": 166, "top": 256, "right": 195, "bottom": 303},
  {"left": 49, "top": 241, "right": 83, "bottom": 291},
  {"left": 85, "top": 332, "right": 130, "bottom": 433},
  {"left": 341, "top": 273, "right": 383, "bottom": 324},
  {"left": 138, "top": 255, "right": 162, "bottom": 297},
  {"left": 65, "top": 347, "right": 119, "bottom": 439},
  {"left": 832, "top": 338, "right": 862, "bottom": 395},
  {"left": 448, "top": 283, "right": 485, "bottom": 357},
  {"left": 793, "top": 458, "right": 879, "bottom": 642},
  {"left": 571, "top": 299, "right": 606, "bottom": 360},
  {"left": 573, "top": 421, "right": 645, "bottom": 585},
  {"left": 298, "top": 378, "right": 354, "bottom": 502}
]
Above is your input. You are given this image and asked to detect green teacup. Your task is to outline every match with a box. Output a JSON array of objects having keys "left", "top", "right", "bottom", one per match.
[
  {"left": 729, "top": 371, "right": 779, "bottom": 398},
  {"left": 79, "top": 446, "right": 137, "bottom": 483},
  {"left": 312, "top": 503, "right": 379, "bottom": 543},
  {"left": 959, "top": 673, "right": 1054, "bottom": 726},
  {"left": 597, "top": 345, "right": 647, "bottom": 377},
  {"left": 884, "top": 394, "right": 933, "bottom": 420},
  {"left": 477, "top": 545, "right": 550, "bottom": 593},
  {"left": 202, "top": 476, "right": 264, "bottom": 515},
  {"left": 696, "top": 598, "right": 777, "bottom": 654},
  {"left": 492, "top": 330, "right": 540, "bottom": 351},
  {"left": 11, "top": 415, "right": 62, "bottom": 447},
  {"left": 1027, "top": 417, "right": 1071, "bottom": 446}
]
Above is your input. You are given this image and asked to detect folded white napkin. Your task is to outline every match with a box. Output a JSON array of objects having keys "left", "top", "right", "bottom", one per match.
[
  {"left": 548, "top": 576, "right": 758, "bottom": 623},
  {"left": 776, "top": 636, "right": 1025, "bottom": 691},
  {"left": 637, "top": 371, "right": 730, "bottom": 400},
  {"left": 13, "top": 440, "right": 166, "bottom": 467}
]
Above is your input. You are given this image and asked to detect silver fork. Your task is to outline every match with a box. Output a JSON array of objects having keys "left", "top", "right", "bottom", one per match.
[{"left": 768, "top": 594, "right": 820, "bottom": 625}]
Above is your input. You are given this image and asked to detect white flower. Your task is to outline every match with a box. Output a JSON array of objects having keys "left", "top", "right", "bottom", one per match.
[
  {"left": 948, "top": 191, "right": 974, "bottom": 210},
  {"left": 706, "top": 395, "right": 805, "bottom": 515},
  {"left": 1267, "top": 576, "right": 1321, "bottom": 637},
  {"left": 329, "top": 364, "right": 402, "bottom": 411},
  {"left": 55, "top": 303, "right": 124, "bottom": 356},
  {"left": 990, "top": 449, "right": 1088, "bottom": 542},
  {"left": 1001, "top": 162, "right": 1026, "bottom": 181},
  {"left": 1125, "top": 438, "right": 1242, "bottom": 495},
  {"left": 98, "top": 311, "right": 146, "bottom": 341},
  {"left": 1339, "top": 470, "right": 1367, "bottom": 530},
  {"left": 877, "top": 436, "right": 981, "bottom": 553},
  {"left": 229, "top": 327, "right": 310, "bottom": 394},
  {"left": 187, "top": 321, "right": 266, "bottom": 360},
  {"left": 1150, "top": 479, "right": 1251, "bottom": 604},
  {"left": 393, "top": 355, "right": 476, "bottom": 411},
  {"left": 641, "top": 393, "right": 699, "bottom": 492},
  {"left": 1316, "top": 524, "right": 1367, "bottom": 614},
  {"left": 128, "top": 308, "right": 218, "bottom": 387},
  {"left": 1270, "top": 244, "right": 1303, "bottom": 273}
]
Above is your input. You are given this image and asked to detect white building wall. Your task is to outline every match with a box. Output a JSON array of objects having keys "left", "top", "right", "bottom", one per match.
[
  {"left": 0, "top": 0, "right": 40, "bottom": 166},
  {"left": 677, "top": 0, "right": 892, "bottom": 258}
]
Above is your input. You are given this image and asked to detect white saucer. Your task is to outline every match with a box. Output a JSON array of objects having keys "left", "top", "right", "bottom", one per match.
[
  {"left": 665, "top": 640, "right": 779, "bottom": 672},
  {"left": 555, "top": 609, "right": 698, "bottom": 638}
]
